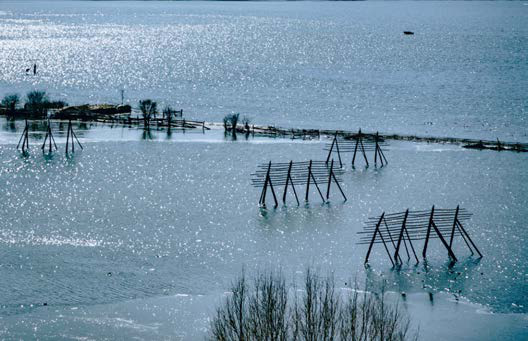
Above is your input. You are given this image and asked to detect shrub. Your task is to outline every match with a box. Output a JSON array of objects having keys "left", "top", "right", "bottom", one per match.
[
  {"left": 210, "top": 269, "right": 414, "bottom": 341},
  {"left": 46, "top": 100, "right": 68, "bottom": 109},
  {"left": 1, "top": 94, "right": 20, "bottom": 112}
]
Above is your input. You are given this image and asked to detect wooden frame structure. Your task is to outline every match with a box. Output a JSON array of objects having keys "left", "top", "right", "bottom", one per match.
[
  {"left": 41, "top": 119, "right": 57, "bottom": 153},
  {"left": 251, "top": 160, "right": 347, "bottom": 207},
  {"left": 359, "top": 206, "right": 482, "bottom": 266},
  {"left": 16, "top": 120, "right": 30, "bottom": 153},
  {"left": 324, "top": 130, "right": 388, "bottom": 168},
  {"left": 65, "top": 120, "right": 83, "bottom": 153},
  {"left": 133, "top": 117, "right": 206, "bottom": 133}
]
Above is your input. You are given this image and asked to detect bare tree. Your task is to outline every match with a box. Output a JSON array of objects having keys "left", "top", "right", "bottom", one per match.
[
  {"left": 211, "top": 271, "right": 249, "bottom": 341},
  {"left": 139, "top": 99, "right": 157, "bottom": 129},
  {"left": 210, "top": 269, "right": 416, "bottom": 341},
  {"left": 292, "top": 269, "right": 340, "bottom": 340}
]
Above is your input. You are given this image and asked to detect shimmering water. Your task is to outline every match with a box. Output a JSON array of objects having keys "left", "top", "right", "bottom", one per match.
[
  {"left": 0, "top": 1, "right": 527, "bottom": 141},
  {"left": 0, "top": 119, "right": 527, "bottom": 339},
  {"left": 0, "top": 1, "right": 527, "bottom": 339}
]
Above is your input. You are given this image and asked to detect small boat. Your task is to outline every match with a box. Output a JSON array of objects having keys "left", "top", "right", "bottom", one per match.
[{"left": 403, "top": 31, "right": 414, "bottom": 35}]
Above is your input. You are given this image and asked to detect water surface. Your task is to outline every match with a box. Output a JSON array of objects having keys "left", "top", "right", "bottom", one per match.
[
  {"left": 0, "top": 1, "right": 527, "bottom": 339},
  {"left": 0, "top": 1, "right": 526, "bottom": 141},
  {"left": 0, "top": 119, "right": 527, "bottom": 338}
]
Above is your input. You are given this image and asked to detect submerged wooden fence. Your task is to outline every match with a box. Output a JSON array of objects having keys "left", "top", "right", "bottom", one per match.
[
  {"left": 324, "top": 130, "right": 388, "bottom": 167},
  {"left": 65, "top": 120, "right": 83, "bottom": 153},
  {"left": 251, "top": 160, "right": 347, "bottom": 207},
  {"left": 246, "top": 124, "right": 527, "bottom": 153},
  {"left": 359, "top": 206, "right": 482, "bottom": 266},
  {"left": 41, "top": 119, "right": 57, "bottom": 153},
  {"left": 97, "top": 116, "right": 209, "bottom": 132},
  {"left": 17, "top": 119, "right": 83, "bottom": 154}
]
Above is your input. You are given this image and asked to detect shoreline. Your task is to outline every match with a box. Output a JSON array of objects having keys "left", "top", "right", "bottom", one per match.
[{"left": 3, "top": 114, "right": 526, "bottom": 152}]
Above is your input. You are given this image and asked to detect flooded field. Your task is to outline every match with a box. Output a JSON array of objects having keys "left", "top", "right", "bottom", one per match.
[
  {"left": 1, "top": 1, "right": 527, "bottom": 339},
  {"left": 0, "top": 119, "right": 526, "bottom": 339}
]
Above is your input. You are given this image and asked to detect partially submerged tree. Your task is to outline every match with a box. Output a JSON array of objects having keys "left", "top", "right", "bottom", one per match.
[
  {"left": 223, "top": 113, "right": 240, "bottom": 132},
  {"left": 1, "top": 94, "right": 20, "bottom": 113},
  {"left": 163, "top": 105, "right": 174, "bottom": 132},
  {"left": 163, "top": 106, "right": 173, "bottom": 122},
  {"left": 242, "top": 116, "right": 251, "bottom": 134},
  {"left": 25, "top": 90, "right": 49, "bottom": 117},
  {"left": 223, "top": 115, "right": 230, "bottom": 131},
  {"left": 139, "top": 99, "right": 157, "bottom": 129},
  {"left": 230, "top": 113, "right": 240, "bottom": 130}
]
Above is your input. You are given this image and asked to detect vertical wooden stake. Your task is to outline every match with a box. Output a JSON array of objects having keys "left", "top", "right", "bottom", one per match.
[
  {"left": 48, "top": 124, "right": 53, "bottom": 153},
  {"left": 375, "top": 132, "right": 385, "bottom": 167},
  {"left": 305, "top": 160, "right": 312, "bottom": 202},
  {"left": 422, "top": 205, "right": 435, "bottom": 259},
  {"left": 325, "top": 137, "right": 335, "bottom": 165},
  {"left": 326, "top": 159, "right": 334, "bottom": 200},
  {"left": 17, "top": 120, "right": 29, "bottom": 151},
  {"left": 259, "top": 162, "right": 271, "bottom": 206},
  {"left": 401, "top": 234, "right": 411, "bottom": 261},
  {"left": 42, "top": 127, "right": 48, "bottom": 151},
  {"left": 52, "top": 127, "right": 58, "bottom": 150},
  {"left": 359, "top": 130, "right": 369, "bottom": 167},
  {"left": 394, "top": 209, "right": 409, "bottom": 264},
  {"left": 352, "top": 131, "right": 359, "bottom": 167},
  {"left": 24, "top": 121, "right": 29, "bottom": 152},
  {"left": 449, "top": 205, "right": 460, "bottom": 248},
  {"left": 365, "top": 213, "right": 387, "bottom": 264},
  {"left": 71, "top": 123, "right": 75, "bottom": 152},
  {"left": 283, "top": 161, "right": 293, "bottom": 204},
  {"left": 334, "top": 133, "right": 343, "bottom": 168},
  {"left": 66, "top": 120, "right": 71, "bottom": 153},
  {"left": 282, "top": 160, "right": 299, "bottom": 206}
]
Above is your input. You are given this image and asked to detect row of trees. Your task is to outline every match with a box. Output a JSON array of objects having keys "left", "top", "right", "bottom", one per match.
[
  {"left": 211, "top": 269, "right": 416, "bottom": 341},
  {"left": 139, "top": 99, "right": 184, "bottom": 129},
  {"left": 1, "top": 93, "right": 176, "bottom": 122},
  {"left": 1, "top": 91, "right": 67, "bottom": 117},
  {"left": 223, "top": 113, "right": 251, "bottom": 132}
]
